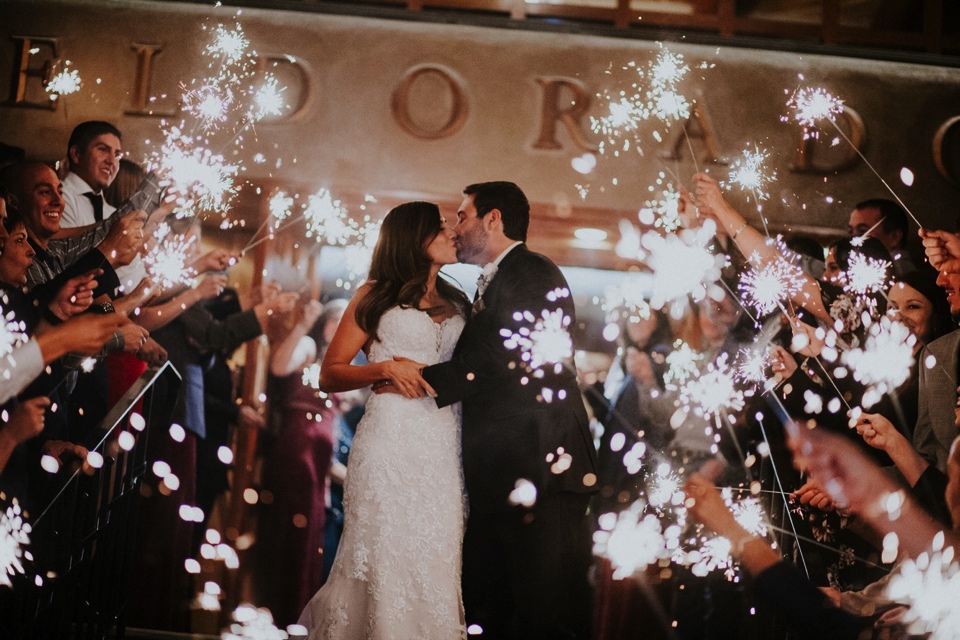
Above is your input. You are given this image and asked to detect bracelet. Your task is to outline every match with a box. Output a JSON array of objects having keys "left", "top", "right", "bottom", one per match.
[{"left": 732, "top": 222, "right": 748, "bottom": 241}]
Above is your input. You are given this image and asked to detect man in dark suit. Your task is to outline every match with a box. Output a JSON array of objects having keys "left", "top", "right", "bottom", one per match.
[{"left": 421, "top": 181, "right": 598, "bottom": 639}]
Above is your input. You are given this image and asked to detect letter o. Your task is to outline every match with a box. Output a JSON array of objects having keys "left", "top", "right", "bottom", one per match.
[
  {"left": 391, "top": 64, "right": 469, "bottom": 140},
  {"left": 933, "top": 115, "right": 960, "bottom": 187}
]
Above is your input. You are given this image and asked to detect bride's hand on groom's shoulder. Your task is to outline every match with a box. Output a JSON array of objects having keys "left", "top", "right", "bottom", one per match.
[{"left": 381, "top": 356, "right": 436, "bottom": 399}]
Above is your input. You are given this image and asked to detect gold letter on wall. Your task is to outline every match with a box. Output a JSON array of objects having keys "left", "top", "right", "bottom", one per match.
[
  {"left": 392, "top": 64, "right": 469, "bottom": 140},
  {"left": 5, "top": 36, "right": 57, "bottom": 109},
  {"left": 125, "top": 44, "right": 177, "bottom": 117},
  {"left": 791, "top": 105, "right": 865, "bottom": 173},
  {"left": 533, "top": 77, "right": 595, "bottom": 152},
  {"left": 659, "top": 100, "right": 727, "bottom": 166},
  {"left": 933, "top": 116, "right": 960, "bottom": 188}
]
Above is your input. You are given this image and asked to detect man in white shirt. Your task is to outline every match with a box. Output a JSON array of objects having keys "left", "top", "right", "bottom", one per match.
[{"left": 61, "top": 121, "right": 145, "bottom": 293}]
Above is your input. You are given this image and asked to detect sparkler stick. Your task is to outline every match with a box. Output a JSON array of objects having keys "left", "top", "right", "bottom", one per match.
[
  {"left": 239, "top": 211, "right": 307, "bottom": 255},
  {"left": 755, "top": 410, "right": 810, "bottom": 579},
  {"left": 826, "top": 116, "right": 923, "bottom": 228}
]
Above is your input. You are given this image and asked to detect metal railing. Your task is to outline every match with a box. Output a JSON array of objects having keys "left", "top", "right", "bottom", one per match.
[{"left": 3, "top": 363, "right": 182, "bottom": 640}]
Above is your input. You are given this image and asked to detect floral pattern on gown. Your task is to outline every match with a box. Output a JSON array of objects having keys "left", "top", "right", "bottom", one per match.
[{"left": 300, "top": 306, "right": 467, "bottom": 640}]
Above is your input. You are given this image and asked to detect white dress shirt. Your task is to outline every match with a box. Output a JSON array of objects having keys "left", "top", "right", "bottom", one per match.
[{"left": 61, "top": 171, "right": 146, "bottom": 293}]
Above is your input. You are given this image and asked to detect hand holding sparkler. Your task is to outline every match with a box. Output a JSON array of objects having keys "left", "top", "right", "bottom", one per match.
[
  {"left": 855, "top": 413, "right": 930, "bottom": 488},
  {"left": 253, "top": 291, "right": 298, "bottom": 328},
  {"left": 35, "top": 312, "right": 127, "bottom": 362},
  {"left": 919, "top": 228, "right": 960, "bottom": 274},
  {"left": 191, "top": 248, "right": 235, "bottom": 274},
  {"left": 1, "top": 396, "right": 51, "bottom": 449},
  {"left": 100, "top": 210, "right": 148, "bottom": 268},
  {"left": 785, "top": 423, "right": 954, "bottom": 559},
  {"left": 41, "top": 438, "right": 89, "bottom": 469},
  {"left": 791, "top": 479, "right": 838, "bottom": 512},
  {"left": 683, "top": 474, "right": 780, "bottom": 574},
  {"left": 195, "top": 274, "right": 228, "bottom": 302},
  {"left": 768, "top": 344, "right": 798, "bottom": 379},
  {"left": 47, "top": 270, "right": 99, "bottom": 321}
]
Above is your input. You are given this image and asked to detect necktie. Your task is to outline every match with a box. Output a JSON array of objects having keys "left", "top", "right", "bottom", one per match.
[{"left": 83, "top": 192, "right": 104, "bottom": 222}]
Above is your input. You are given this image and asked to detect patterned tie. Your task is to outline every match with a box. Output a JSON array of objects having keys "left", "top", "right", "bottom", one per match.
[{"left": 83, "top": 192, "right": 104, "bottom": 222}]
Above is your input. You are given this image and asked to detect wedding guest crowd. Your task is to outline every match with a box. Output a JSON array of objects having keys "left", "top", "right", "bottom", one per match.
[{"left": 4, "top": 115, "right": 960, "bottom": 640}]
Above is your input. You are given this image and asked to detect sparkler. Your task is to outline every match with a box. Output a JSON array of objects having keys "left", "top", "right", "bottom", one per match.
[
  {"left": 647, "top": 49, "right": 691, "bottom": 122},
  {"left": 643, "top": 186, "right": 683, "bottom": 233},
  {"left": 268, "top": 190, "right": 294, "bottom": 223},
  {"left": 143, "top": 222, "right": 197, "bottom": 290},
  {"left": 205, "top": 23, "right": 250, "bottom": 66},
  {"left": 736, "top": 346, "right": 768, "bottom": 384},
  {"left": 183, "top": 84, "right": 234, "bottom": 131},
  {"left": 739, "top": 254, "right": 805, "bottom": 317},
  {"left": 663, "top": 341, "right": 703, "bottom": 388},
  {"left": 46, "top": 63, "right": 82, "bottom": 100},
  {"left": 787, "top": 84, "right": 923, "bottom": 227},
  {"left": 593, "top": 503, "right": 666, "bottom": 580},
  {"left": 841, "top": 317, "right": 915, "bottom": 407},
  {"left": 603, "top": 278, "right": 651, "bottom": 324},
  {"left": 843, "top": 251, "right": 892, "bottom": 297},
  {"left": 641, "top": 221, "right": 726, "bottom": 315},
  {"left": 885, "top": 540, "right": 960, "bottom": 640},
  {"left": 727, "top": 146, "right": 777, "bottom": 202},
  {"left": 302, "top": 363, "right": 321, "bottom": 390},
  {"left": 147, "top": 126, "right": 239, "bottom": 214},
  {"left": 303, "top": 189, "right": 357, "bottom": 246},
  {"left": 223, "top": 603, "right": 290, "bottom": 640},
  {"left": 679, "top": 353, "right": 745, "bottom": 421},
  {"left": 502, "top": 303, "right": 574, "bottom": 375},
  {"left": 1, "top": 497, "right": 30, "bottom": 588},
  {"left": 787, "top": 86, "right": 844, "bottom": 133},
  {"left": 250, "top": 74, "right": 285, "bottom": 122}
]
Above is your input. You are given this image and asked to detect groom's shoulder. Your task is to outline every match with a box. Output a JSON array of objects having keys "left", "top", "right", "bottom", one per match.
[{"left": 506, "top": 244, "right": 559, "bottom": 272}]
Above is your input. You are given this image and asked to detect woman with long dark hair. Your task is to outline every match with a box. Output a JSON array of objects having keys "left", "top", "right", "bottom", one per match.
[{"left": 298, "top": 201, "right": 469, "bottom": 639}]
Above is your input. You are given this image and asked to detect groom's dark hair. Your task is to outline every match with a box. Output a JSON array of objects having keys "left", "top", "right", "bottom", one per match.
[{"left": 464, "top": 181, "right": 529, "bottom": 242}]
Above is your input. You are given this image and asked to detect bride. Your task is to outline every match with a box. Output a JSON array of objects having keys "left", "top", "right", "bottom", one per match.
[{"left": 298, "top": 201, "right": 470, "bottom": 639}]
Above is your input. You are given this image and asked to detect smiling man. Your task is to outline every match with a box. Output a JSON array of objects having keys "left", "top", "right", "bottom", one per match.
[{"left": 61, "top": 121, "right": 122, "bottom": 228}]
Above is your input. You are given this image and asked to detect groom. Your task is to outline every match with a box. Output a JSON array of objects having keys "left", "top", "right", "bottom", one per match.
[{"left": 421, "top": 181, "right": 598, "bottom": 639}]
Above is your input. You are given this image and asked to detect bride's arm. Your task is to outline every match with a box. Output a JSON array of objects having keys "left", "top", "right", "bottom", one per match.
[{"left": 319, "top": 284, "right": 435, "bottom": 399}]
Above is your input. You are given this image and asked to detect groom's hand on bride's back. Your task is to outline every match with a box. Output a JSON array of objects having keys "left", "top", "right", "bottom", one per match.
[{"left": 377, "top": 356, "right": 436, "bottom": 399}]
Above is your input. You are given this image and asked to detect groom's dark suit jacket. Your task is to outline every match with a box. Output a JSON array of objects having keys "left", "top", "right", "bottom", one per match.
[{"left": 423, "top": 244, "right": 599, "bottom": 513}]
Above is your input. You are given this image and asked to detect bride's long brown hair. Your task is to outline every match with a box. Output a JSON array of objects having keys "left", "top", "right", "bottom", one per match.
[{"left": 356, "top": 201, "right": 469, "bottom": 339}]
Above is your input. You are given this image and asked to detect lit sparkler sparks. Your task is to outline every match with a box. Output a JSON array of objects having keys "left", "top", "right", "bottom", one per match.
[
  {"left": 46, "top": 63, "right": 82, "bottom": 99},
  {"left": 143, "top": 222, "right": 197, "bottom": 290},
  {"left": 728, "top": 146, "right": 777, "bottom": 201},
  {"left": 688, "top": 536, "right": 734, "bottom": 578},
  {"left": 643, "top": 187, "right": 683, "bottom": 233},
  {"left": 303, "top": 189, "right": 357, "bottom": 246},
  {"left": 885, "top": 539, "right": 960, "bottom": 640},
  {"left": 268, "top": 190, "right": 294, "bottom": 222},
  {"left": 739, "top": 254, "right": 805, "bottom": 317},
  {"left": 502, "top": 303, "right": 574, "bottom": 375},
  {"left": 343, "top": 218, "right": 381, "bottom": 280},
  {"left": 183, "top": 84, "right": 234, "bottom": 131},
  {"left": 663, "top": 341, "right": 703, "bottom": 388},
  {"left": 1, "top": 497, "right": 31, "bottom": 588},
  {"left": 843, "top": 251, "right": 892, "bottom": 296},
  {"left": 841, "top": 317, "right": 915, "bottom": 406},
  {"left": 788, "top": 86, "right": 844, "bottom": 130},
  {"left": 603, "top": 278, "right": 651, "bottom": 324},
  {"left": 593, "top": 503, "right": 666, "bottom": 580},
  {"left": 679, "top": 353, "right": 745, "bottom": 420},
  {"left": 205, "top": 23, "right": 250, "bottom": 66},
  {"left": 736, "top": 346, "right": 769, "bottom": 384},
  {"left": 641, "top": 221, "right": 726, "bottom": 314},
  {"left": 0, "top": 303, "right": 27, "bottom": 366},
  {"left": 732, "top": 497, "right": 768, "bottom": 537},
  {"left": 147, "top": 126, "right": 239, "bottom": 213},
  {"left": 302, "top": 363, "right": 321, "bottom": 390},
  {"left": 647, "top": 49, "right": 691, "bottom": 122},
  {"left": 223, "top": 603, "right": 289, "bottom": 640},
  {"left": 250, "top": 74, "right": 285, "bottom": 121}
]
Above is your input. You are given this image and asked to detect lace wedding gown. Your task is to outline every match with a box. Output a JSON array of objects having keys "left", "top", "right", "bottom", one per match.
[{"left": 300, "top": 306, "right": 468, "bottom": 640}]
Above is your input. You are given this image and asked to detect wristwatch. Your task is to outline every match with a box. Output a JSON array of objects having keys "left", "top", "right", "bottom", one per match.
[{"left": 88, "top": 301, "right": 116, "bottom": 315}]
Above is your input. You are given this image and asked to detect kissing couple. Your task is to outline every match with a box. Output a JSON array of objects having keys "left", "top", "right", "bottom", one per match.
[{"left": 297, "top": 181, "right": 599, "bottom": 640}]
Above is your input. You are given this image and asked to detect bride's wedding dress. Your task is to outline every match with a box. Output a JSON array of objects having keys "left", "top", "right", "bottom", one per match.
[{"left": 299, "top": 306, "right": 467, "bottom": 640}]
